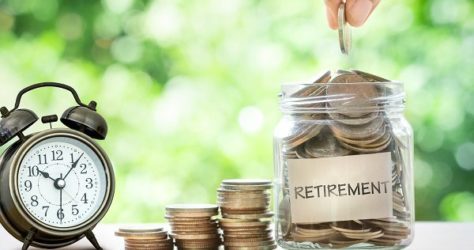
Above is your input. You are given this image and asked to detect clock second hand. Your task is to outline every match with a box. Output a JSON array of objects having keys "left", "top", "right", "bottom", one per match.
[
  {"left": 59, "top": 173, "right": 64, "bottom": 224},
  {"left": 62, "top": 189, "right": 78, "bottom": 202}
]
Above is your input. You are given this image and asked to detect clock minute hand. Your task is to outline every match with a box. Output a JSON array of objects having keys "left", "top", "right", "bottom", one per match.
[{"left": 63, "top": 153, "right": 84, "bottom": 180}]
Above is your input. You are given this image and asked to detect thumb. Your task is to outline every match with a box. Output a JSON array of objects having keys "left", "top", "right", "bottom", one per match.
[{"left": 346, "top": 0, "right": 374, "bottom": 27}]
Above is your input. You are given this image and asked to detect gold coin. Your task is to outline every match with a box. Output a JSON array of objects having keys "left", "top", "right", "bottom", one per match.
[
  {"left": 222, "top": 212, "right": 273, "bottom": 220},
  {"left": 225, "top": 245, "right": 277, "bottom": 250},
  {"left": 220, "top": 184, "right": 273, "bottom": 191},
  {"left": 170, "top": 233, "right": 220, "bottom": 240},
  {"left": 220, "top": 220, "right": 269, "bottom": 228},
  {"left": 115, "top": 230, "right": 169, "bottom": 239},
  {"left": 118, "top": 226, "right": 165, "bottom": 233},
  {"left": 125, "top": 238, "right": 172, "bottom": 244},
  {"left": 220, "top": 207, "right": 270, "bottom": 214},
  {"left": 223, "top": 232, "right": 273, "bottom": 239},
  {"left": 165, "top": 215, "right": 216, "bottom": 221},
  {"left": 166, "top": 204, "right": 218, "bottom": 212},
  {"left": 223, "top": 240, "right": 275, "bottom": 247},
  {"left": 166, "top": 212, "right": 217, "bottom": 219},
  {"left": 222, "top": 179, "right": 272, "bottom": 186}
]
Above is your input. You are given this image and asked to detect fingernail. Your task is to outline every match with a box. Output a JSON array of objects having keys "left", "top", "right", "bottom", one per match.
[{"left": 347, "top": 0, "right": 373, "bottom": 27}]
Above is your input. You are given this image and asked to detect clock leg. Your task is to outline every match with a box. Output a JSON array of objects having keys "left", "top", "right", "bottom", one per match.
[
  {"left": 22, "top": 229, "right": 37, "bottom": 250},
  {"left": 85, "top": 230, "right": 103, "bottom": 250}
]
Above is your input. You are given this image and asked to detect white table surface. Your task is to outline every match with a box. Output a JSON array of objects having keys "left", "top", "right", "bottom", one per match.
[{"left": 1, "top": 222, "right": 473, "bottom": 250}]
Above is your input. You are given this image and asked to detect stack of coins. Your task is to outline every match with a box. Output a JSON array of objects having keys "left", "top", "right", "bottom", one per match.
[
  {"left": 279, "top": 70, "right": 411, "bottom": 248},
  {"left": 218, "top": 179, "right": 276, "bottom": 250},
  {"left": 115, "top": 226, "right": 173, "bottom": 250},
  {"left": 165, "top": 204, "right": 222, "bottom": 249}
]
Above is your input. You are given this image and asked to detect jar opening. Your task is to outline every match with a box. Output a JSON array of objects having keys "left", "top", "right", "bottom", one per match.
[{"left": 279, "top": 82, "right": 405, "bottom": 115}]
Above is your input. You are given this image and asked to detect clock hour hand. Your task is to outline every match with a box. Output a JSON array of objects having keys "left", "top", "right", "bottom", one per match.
[
  {"left": 63, "top": 153, "right": 84, "bottom": 180},
  {"left": 38, "top": 170, "right": 55, "bottom": 182}
]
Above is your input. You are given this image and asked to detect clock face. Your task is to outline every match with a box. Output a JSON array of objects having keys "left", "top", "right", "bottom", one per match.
[{"left": 16, "top": 136, "right": 108, "bottom": 229}]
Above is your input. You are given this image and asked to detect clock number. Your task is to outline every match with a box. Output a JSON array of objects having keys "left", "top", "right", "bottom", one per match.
[
  {"left": 42, "top": 206, "right": 49, "bottom": 216},
  {"left": 80, "top": 164, "right": 87, "bottom": 174},
  {"left": 80, "top": 193, "right": 88, "bottom": 204},
  {"left": 72, "top": 205, "right": 79, "bottom": 216},
  {"left": 52, "top": 150, "right": 63, "bottom": 161},
  {"left": 28, "top": 166, "right": 39, "bottom": 177},
  {"left": 57, "top": 208, "right": 65, "bottom": 220},
  {"left": 24, "top": 180, "right": 32, "bottom": 192},
  {"left": 31, "top": 195, "right": 39, "bottom": 207},
  {"left": 85, "top": 178, "right": 93, "bottom": 189},
  {"left": 38, "top": 154, "right": 47, "bottom": 165},
  {"left": 70, "top": 153, "right": 74, "bottom": 163}
]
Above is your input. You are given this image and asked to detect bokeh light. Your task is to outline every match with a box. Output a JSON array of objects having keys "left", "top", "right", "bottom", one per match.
[{"left": 0, "top": 0, "right": 472, "bottom": 223}]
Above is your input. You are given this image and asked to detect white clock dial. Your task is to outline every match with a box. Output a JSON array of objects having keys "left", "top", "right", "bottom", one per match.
[{"left": 17, "top": 136, "right": 107, "bottom": 228}]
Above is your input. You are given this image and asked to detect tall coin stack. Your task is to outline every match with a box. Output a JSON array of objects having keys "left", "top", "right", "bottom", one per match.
[
  {"left": 278, "top": 70, "right": 411, "bottom": 248},
  {"left": 165, "top": 204, "right": 222, "bottom": 249},
  {"left": 218, "top": 179, "right": 276, "bottom": 250},
  {"left": 115, "top": 226, "right": 173, "bottom": 250}
]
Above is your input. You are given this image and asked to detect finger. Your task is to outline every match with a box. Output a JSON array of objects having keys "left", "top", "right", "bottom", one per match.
[
  {"left": 324, "top": 0, "right": 343, "bottom": 30},
  {"left": 346, "top": 0, "right": 374, "bottom": 27},
  {"left": 368, "top": 0, "right": 381, "bottom": 16}
]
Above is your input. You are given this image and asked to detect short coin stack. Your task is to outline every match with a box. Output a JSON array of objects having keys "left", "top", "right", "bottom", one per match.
[
  {"left": 115, "top": 226, "right": 173, "bottom": 250},
  {"left": 165, "top": 204, "right": 222, "bottom": 249},
  {"left": 218, "top": 179, "right": 276, "bottom": 250}
]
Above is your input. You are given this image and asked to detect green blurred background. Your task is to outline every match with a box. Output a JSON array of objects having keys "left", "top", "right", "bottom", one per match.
[{"left": 0, "top": 0, "right": 473, "bottom": 223}]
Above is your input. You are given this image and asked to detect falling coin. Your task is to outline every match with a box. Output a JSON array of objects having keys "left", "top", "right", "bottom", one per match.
[{"left": 338, "top": 2, "right": 351, "bottom": 55}]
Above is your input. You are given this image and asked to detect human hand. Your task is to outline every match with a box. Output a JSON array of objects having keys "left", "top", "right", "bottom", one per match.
[{"left": 324, "top": 0, "right": 380, "bottom": 29}]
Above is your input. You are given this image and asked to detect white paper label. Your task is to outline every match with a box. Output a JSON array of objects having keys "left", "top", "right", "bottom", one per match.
[{"left": 288, "top": 152, "right": 393, "bottom": 224}]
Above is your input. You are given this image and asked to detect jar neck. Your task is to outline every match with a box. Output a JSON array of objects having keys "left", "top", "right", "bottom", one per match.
[{"left": 279, "top": 82, "right": 405, "bottom": 115}]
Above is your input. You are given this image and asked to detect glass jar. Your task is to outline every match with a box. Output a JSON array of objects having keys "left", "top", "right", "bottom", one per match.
[{"left": 273, "top": 75, "right": 414, "bottom": 249}]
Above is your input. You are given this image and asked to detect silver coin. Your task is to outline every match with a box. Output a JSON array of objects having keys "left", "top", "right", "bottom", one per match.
[
  {"left": 338, "top": 139, "right": 390, "bottom": 153},
  {"left": 352, "top": 70, "right": 389, "bottom": 82},
  {"left": 278, "top": 195, "right": 292, "bottom": 237},
  {"left": 313, "top": 70, "right": 332, "bottom": 83},
  {"left": 222, "top": 179, "right": 272, "bottom": 186},
  {"left": 333, "top": 125, "right": 387, "bottom": 145},
  {"left": 290, "top": 85, "right": 326, "bottom": 98},
  {"left": 283, "top": 123, "right": 324, "bottom": 150},
  {"left": 330, "top": 117, "right": 385, "bottom": 140},
  {"left": 327, "top": 73, "right": 380, "bottom": 117},
  {"left": 304, "top": 129, "right": 351, "bottom": 158},
  {"left": 328, "top": 111, "right": 379, "bottom": 126},
  {"left": 338, "top": 3, "right": 351, "bottom": 55},
  {"left": 336, "top": 131, "right": 392, "bottom": 153}
]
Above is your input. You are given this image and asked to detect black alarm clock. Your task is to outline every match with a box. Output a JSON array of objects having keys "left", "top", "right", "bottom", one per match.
[{"left": 0, "top": 83, "right": 115, "bottom": 250}]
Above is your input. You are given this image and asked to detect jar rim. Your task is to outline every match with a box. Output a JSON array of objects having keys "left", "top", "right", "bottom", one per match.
[
  {"left": 279, "top": 81, "right": 405, "bottom": 114},
  {"left": 281, "top": 81, "right": 403, "bottom": 89}
]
